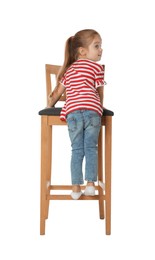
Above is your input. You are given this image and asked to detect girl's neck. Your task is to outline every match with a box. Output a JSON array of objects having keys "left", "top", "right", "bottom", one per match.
[{"left": 77, "top": 58, "right": 96, "bottom": 63}]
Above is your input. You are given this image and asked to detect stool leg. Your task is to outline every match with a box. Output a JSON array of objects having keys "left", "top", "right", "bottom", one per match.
[
  {"left": 105, "top": 116, "right": 112, "bottom": 235},
  {"left": 45, "top": 124, "right": 52, "bottom": 219},
  {"left": 40, "top": 116, "right": 49, "bottom": 235},
  {"left": 98, "top": 127, "right": 104, "bottom": 219}
]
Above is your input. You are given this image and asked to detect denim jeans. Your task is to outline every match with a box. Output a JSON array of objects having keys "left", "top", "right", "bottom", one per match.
[{"left": 66, "top": 110, "right": 101, "bottom": 185}]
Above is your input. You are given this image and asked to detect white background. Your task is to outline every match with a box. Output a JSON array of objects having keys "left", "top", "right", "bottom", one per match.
[{"left": 0, "top": 0, "right": 155, "bottom": 259}]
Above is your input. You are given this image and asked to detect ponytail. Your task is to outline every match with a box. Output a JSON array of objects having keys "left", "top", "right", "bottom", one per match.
[{"left": 57, "top": 36, "right": 75, "bottom": 83}]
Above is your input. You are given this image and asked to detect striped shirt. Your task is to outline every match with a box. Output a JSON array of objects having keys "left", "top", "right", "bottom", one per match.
[{"left": 60, "top": 59, "right": 104, "bottom": 121}]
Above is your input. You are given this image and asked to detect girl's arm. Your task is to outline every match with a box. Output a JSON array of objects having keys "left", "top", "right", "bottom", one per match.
[
  {"left": 47, "top": 83, "right": 65, "bottom": 107},
  {"left": 97, "top": 86, "right": 104, "bottom": 106}
]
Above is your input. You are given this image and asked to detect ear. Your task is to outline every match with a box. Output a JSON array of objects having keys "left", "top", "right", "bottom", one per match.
[{"left": 78, "top": 47, "right": 87, "bottom": 57}]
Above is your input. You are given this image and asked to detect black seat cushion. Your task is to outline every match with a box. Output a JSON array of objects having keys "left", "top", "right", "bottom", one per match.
[{"left": 39, "top": 107, "right": 114, "bottom": 116}]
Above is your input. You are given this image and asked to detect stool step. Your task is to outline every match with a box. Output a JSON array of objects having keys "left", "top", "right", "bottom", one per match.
[
  {"left": 47, "top": 194, "right": 105, "bottom": 200},
  {"left": 49, "top": 185, "right": 104, "bottom": 191}
]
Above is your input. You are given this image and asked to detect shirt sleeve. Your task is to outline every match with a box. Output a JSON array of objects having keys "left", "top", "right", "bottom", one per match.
[
  {"left": 95, "top": 65, "right": 104, "bottom": 88},
  {"left": 60, "top": 104, "right": 67, "bottom": 121},
  {"left": 60, "top": 75, "right": 66, "bottom": 87}
]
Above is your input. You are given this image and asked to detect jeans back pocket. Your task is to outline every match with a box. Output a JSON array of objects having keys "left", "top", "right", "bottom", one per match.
[
  {"left": 67, "top": 117, "right": 77, "bottom": 132},
  {"left": 90, "top": 115, "right": 101, "bottom": 128}
]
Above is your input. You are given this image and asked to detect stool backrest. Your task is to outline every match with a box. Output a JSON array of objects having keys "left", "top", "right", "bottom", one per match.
[{"left": 45, "top": 64, "right": 66, "bottom": 105}]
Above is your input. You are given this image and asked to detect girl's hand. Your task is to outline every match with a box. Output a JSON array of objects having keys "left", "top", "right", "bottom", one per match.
[{"left": 47, "top": 83, "right": 65, "bottom": 107}]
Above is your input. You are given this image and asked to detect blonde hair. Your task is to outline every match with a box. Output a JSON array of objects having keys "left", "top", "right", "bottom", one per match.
[{"left": 57, "top": 29, "right": 101, "bottom": 83}]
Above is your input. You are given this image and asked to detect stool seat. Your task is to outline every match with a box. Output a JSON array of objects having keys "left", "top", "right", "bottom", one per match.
[{"left": 39, "top": 107, "right": 114, "bottom": 116}]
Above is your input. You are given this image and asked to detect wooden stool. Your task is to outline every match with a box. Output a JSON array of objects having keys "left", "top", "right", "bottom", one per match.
[{"left": 39, "top": 64, "right": 114, "bottom": 235}]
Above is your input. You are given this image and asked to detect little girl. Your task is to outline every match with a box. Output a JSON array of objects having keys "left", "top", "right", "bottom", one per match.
[{"left": 48, "top": 29, "right": 104, "bottom": 199}]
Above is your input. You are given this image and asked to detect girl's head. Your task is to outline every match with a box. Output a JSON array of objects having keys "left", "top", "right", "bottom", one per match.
[
  {"left": 68, "top": 29, "right": 102, "bottom": 62},
  {"left": 58, "top": 29, "right": 102, "bottom": 81}
]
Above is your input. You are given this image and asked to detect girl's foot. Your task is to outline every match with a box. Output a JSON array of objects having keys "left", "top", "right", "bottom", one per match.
[
  {"left": 84, "top": 182, "right": 95, "bottom": 196},
  {"left": 71, "top": 185, "right": 82, "bottom": 200}
]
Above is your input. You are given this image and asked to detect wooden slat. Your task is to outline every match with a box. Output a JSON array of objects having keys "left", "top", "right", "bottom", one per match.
[
  {"left": 46, "top": 64, "right": 60, "bottom": 74},
  {"left": 49, "top": 185, "right": 99, "bottom": 190},
  {"left": 99, "top": 181, "right": 105, "bottom": 190},
  {"left": 46, "top": 70, "right": 52, "bottom": 104},
  {"left": 45, "top": 64, "right": 62, "bottom": 105},
  {"left": 47, "top": 116, "right": 106, "bottom": 126},
  {"left": 47, "top": 194, "right": 105, "bottom": 200},
  {"left": 48, "top": 116, "right": 67, "bottom": 126}
]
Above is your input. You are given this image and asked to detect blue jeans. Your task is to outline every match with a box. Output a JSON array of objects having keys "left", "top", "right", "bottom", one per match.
[{"left": 66, "top": 110, "right": 101, "bottom": 185}]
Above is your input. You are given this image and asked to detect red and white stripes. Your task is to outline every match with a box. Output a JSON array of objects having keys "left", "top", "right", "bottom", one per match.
[{"left": 60, "top": 59, "right": 104, "bottom": 121}]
